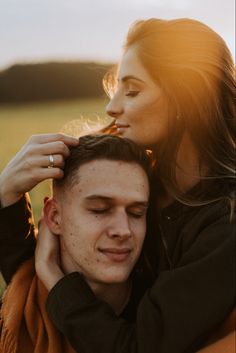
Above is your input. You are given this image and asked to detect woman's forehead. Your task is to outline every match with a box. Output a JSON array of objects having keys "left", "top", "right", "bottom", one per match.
[{"left": 118, "top": 48, "right": 154, "bottom": 85}]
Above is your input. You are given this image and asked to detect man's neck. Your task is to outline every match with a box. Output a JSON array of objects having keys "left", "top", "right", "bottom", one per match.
[{"left": 88, "top": 279, "right": 132, "bottom": 315}]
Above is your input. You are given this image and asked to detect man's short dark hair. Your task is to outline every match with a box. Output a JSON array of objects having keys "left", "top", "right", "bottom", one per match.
[{"left": 54, "top": 134, "right": 152, "bottom": 189}]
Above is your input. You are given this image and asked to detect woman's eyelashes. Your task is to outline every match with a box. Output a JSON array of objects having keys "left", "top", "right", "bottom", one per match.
[{"left": 125, "top": 90, "right": 140, "bottom": 97}]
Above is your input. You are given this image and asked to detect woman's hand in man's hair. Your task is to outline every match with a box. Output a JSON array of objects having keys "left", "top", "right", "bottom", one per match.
[{"left": 0, "top": 133, "right": 79, "bottom": 207}]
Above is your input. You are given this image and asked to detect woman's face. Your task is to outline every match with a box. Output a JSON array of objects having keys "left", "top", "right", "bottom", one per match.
[{"left": 106, "top": 46, "right": 170, "bottom": 148}]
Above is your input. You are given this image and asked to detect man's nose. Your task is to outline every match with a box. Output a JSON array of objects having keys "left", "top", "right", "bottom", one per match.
[
  {"left": 107, "top": 211, "right": 132, "bottom": 240},
  {"left": 106, "top": 96, "right": 124, "bottom": 119}
]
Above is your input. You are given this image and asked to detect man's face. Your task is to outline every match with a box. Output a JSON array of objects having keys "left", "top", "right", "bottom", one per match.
[{"left": 55, "top": 159, "right": 149, "bottom": 286}]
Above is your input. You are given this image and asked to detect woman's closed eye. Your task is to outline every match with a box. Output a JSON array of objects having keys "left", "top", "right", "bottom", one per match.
[{"left": 125, "top": 90, "right": 140, "bottom": 97}]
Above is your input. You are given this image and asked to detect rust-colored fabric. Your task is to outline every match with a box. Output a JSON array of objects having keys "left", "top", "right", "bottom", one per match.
[
  {"left": 0, "top": 258, "right": 76, "bottom": 353},
  {"left": 200, "top": 307, "right": 236, "bottom": 353},
  {"left": 197, "top": 332, "right": 235, "bottom": 353},
  {"left": 211, "top": 307, "right": 236, "bottom": 341}
]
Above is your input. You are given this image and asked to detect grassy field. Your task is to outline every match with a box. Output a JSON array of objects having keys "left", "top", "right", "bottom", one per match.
[{"left": 0, "top": 98, "right": 111, "bottom": 294}]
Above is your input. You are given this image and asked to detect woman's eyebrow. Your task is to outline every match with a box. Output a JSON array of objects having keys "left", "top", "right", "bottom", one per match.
[{"left": 119, "top": 75, "right": 145, "bottom": 83}]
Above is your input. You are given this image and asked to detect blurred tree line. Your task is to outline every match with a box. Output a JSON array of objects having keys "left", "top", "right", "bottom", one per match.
[{"left": 0, "top": 62, "right": 113, "bottom": 103}]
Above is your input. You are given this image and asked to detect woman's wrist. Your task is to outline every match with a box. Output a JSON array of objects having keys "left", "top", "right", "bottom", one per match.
[
  {"left": 0, "top": 180, "right": 23, "bottom": 207},
  {"left": 38, "top": 263, "right": 64, "bottom": 291},
  {"left": 44, "top": 270, "right": 64, "bottom": 291}
]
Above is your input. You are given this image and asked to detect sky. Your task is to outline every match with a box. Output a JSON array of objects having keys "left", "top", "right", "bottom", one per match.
[{"left": 0, "top": 0, "right": 235, "bottom": 70}]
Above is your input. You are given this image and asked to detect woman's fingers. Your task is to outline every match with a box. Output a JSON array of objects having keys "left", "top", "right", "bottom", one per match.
[
  {"left": 44, "top": 154, "right": 65, "bottom": 169},
  {"left": 0, "top": 133, "right": 79, "bottom": 207},
  {"left": 28, "top": 133, "right": 79, "bottom": 146},
  {"left": 25, "top": 154, "right": 65, "bottom": 170},
  {"left": 33, "top": 166, "right": 64, "bottom": 181},
  {"left": 33, "top": 140, "right": 72, "bottom": 158}
]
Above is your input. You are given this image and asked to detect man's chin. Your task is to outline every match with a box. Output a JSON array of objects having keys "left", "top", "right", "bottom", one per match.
[{"left": 86, "top": 272, "right": 131, "bottom": 287}]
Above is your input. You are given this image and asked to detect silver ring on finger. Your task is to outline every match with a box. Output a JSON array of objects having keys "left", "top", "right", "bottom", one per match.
[{"left": 48, "top": 154, "right": 54, "bottom": 168}]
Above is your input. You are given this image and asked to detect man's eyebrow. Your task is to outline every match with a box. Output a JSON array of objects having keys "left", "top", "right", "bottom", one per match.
[
  {"left": 85, "top": 195, "right": 149, "bottom": 207},
  {"left": 119, "top": 75, "right": 145, "bottom": 83},
  {"left": 85, "top": 195, "right": 113, "bottom": 201},
  {"left": 131, "top": 201, "right": 149, "bottom": 207}
]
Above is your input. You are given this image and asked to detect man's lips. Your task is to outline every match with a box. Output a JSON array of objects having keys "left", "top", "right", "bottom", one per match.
[{"left": 98, "top": 248, "right": 132, "bottom": 262}]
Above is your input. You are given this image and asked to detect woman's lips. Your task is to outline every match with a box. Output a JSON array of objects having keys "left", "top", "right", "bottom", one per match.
[
  {"left": 99, "top": 248, "right": 132, "bottom": 262},
  {"left": 115, "top": 123, "right": 130, "bottom": 134}
]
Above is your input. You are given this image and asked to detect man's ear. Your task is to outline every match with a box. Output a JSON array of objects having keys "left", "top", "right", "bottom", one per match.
[{"left": 43, "top": 198, "right": 62, "bottom": 235}]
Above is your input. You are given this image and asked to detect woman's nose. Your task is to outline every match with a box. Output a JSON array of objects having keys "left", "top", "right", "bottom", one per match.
[{"left": 106, "top": 97, "right": 124, "bottom": 118}]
